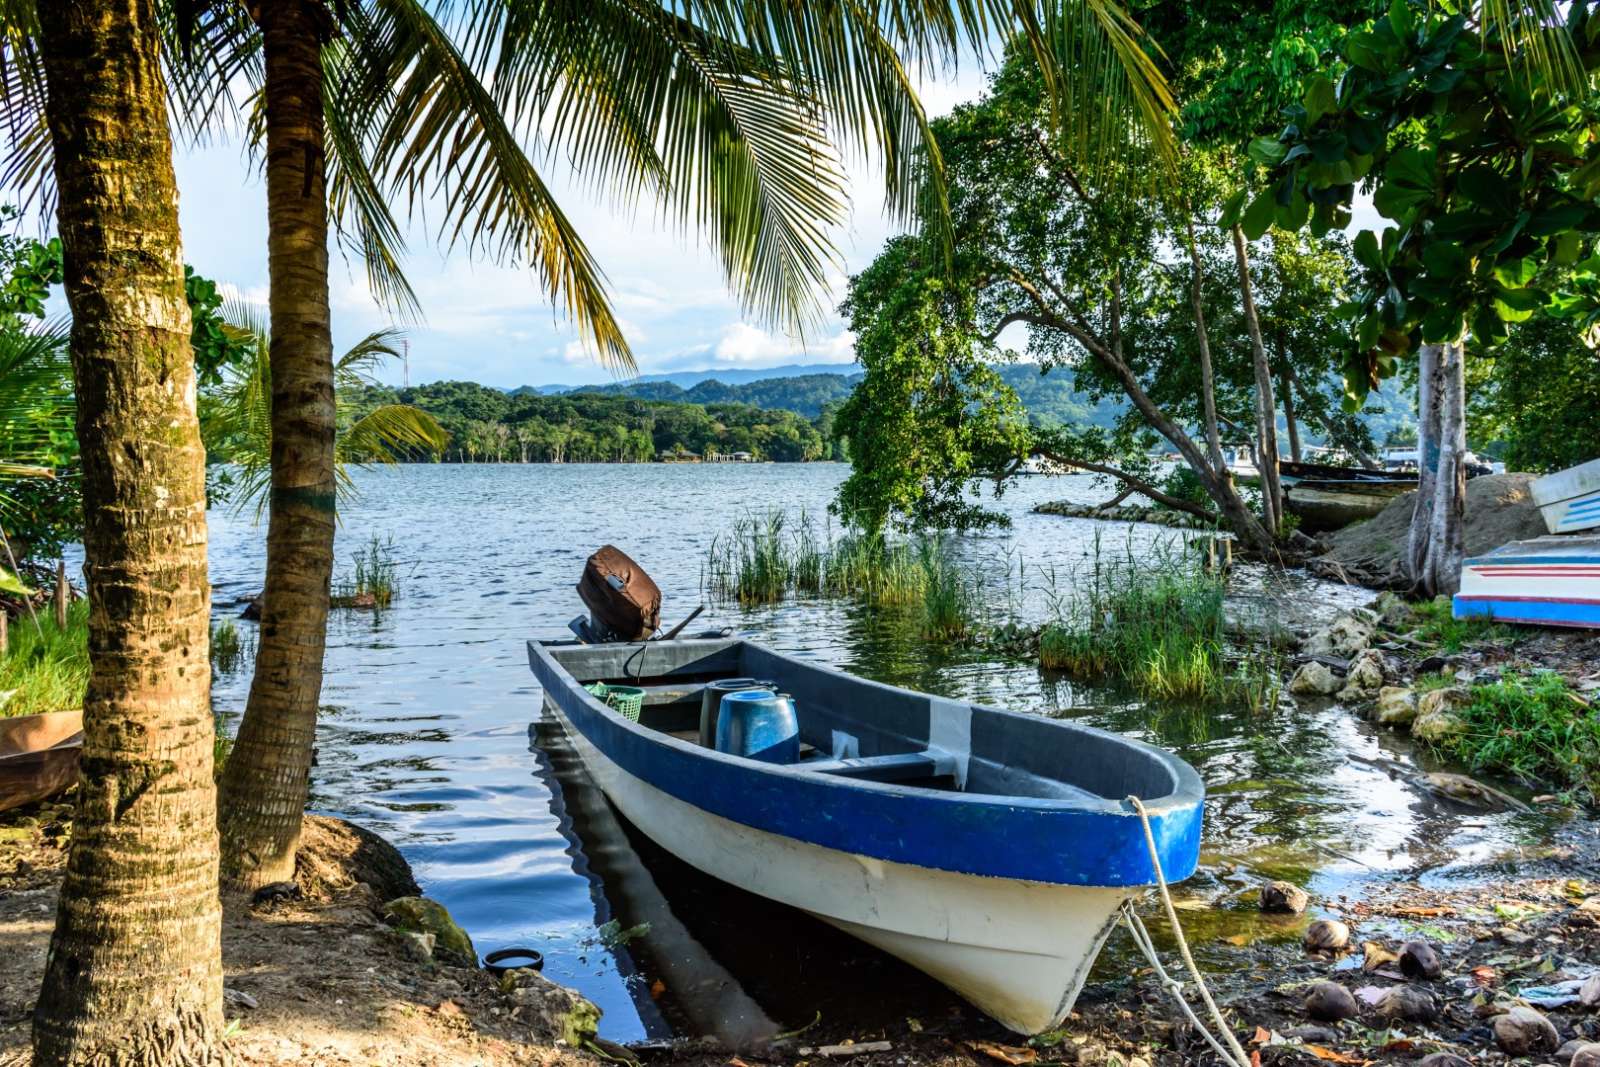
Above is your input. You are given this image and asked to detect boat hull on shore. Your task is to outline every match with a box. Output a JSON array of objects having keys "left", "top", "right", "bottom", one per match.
[
  {"left": 1532, "top": 458, "right": 1600, "bottom": 535},
  {"left": 0, "top": 710, "right": 82, "bottom": 813},
  {"left": 528, "top": 638, "right": 1203, "bottom": 1034},
  {"left": 1284, "top": 477, "right": 1414, "bottom": 532},
  {"left": 1454, "top": 535, "right": 1600, "bottom": 629}
]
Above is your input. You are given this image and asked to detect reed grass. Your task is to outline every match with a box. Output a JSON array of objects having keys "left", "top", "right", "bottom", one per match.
[
  {"left": 0, "top": 599, "right": 89, "bottom": 717},
  {"left": 1431, "top": 670, "right": 1600, "bottom": 801},
  {"left": 1038, "top": 539, "right": 1270, "bottom": 703},
  {"left": 333, "top": 534, "right": 400, "bottom": 609},
  {"left": 211, "top": 618, "right": 245, "bottom": 673},
  {"left": 704, "top": 511, "right": 980, "bottom": 638}
]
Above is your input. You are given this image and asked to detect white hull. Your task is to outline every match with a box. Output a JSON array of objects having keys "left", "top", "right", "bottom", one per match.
[
  {"left": 1532, "top": 458, "right": 1600, "bottom": 534},
  {"left": 550, "top": 700, "right": 1134, "bottom": 1034}
]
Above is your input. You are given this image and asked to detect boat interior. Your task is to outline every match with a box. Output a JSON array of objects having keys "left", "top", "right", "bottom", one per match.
[{"left": 539, "top": 638, "right": 1183, "bottom": 806}]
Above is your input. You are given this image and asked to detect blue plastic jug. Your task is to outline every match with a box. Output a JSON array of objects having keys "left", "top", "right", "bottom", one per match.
[{"left": 715, "top": 689, "right": 799, "bottom": 764}]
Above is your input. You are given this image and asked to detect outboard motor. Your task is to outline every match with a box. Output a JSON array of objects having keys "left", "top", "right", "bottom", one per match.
[{"left": 574, "top": 545, "right": 661, "bottom": 642}]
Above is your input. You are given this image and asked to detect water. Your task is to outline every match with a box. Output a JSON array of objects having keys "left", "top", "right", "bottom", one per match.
[{"left": 200, "top": 463, "right": 1560, "bottom": 1041}]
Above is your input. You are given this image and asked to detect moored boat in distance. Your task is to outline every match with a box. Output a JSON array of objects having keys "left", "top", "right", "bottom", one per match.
[
  {"left": 1531, "top": 457, "right": 1600, "bottom": 535},
  {"left": 1283, "top": 476, "right": 1416, "bottom": 532},
  {"left": 527, "top": 637, "right": 1204, "bottom": 1034},
  {"left": 1454, "top": 535, "right": 1600, "bottom": 629}
]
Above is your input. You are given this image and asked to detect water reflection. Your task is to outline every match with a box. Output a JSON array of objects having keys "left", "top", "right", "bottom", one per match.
[{"left": 195, "top": 464, "right": 1563, "bottom": 1041}]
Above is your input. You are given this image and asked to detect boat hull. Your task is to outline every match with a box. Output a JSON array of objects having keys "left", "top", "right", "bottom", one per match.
[
  {"left": 0, "top": 710, "right": 83, "bottom": 813},
  {"left": 1284, "top": 480, "right": 1412, "bottom": 532},
  {"left": 1454, "top": 535, "right": 1600, "bottom": 629},
  {"left": 548, "top": 695, "right": 1133, "bottom": 1034},
  {"left": 1532, "top": 459, "right": 1600, "bottom": 534}
]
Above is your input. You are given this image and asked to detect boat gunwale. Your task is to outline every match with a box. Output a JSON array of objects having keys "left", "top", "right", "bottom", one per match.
[{"left": 531, "top": 636, "right": 1202, "bottom": 820}]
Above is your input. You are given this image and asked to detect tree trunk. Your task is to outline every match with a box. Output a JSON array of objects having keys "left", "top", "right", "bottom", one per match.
[
  {"left": 1231, "top": 225, "right": 1285, "bottom": 532},
  {"left": 1407, "top": 341, "right": 1467, "bottom": 596},
  {"left": 1277, "top": 360, "right": 1301, "bottom": 463},
  {"left": 1184, "top": 214, "right": 1227, "bottom": 475},
  {"left": 33, "top": 2, "right": 224, "bottom": 1062},
  {"left": 218, "top": 0, "right": 336, "bottom": 889}
]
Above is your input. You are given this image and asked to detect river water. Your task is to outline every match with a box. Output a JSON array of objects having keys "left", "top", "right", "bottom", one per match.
[{"left": 201, "top": 463, "right": 1560, "bottom": 1042}]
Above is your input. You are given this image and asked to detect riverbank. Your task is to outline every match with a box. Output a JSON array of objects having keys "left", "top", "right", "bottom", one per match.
[{"left": 0, "top": 807, "right": 604, "bottom": 1067}]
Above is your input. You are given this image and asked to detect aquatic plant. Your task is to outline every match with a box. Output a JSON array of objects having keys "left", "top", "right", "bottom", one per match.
[
  {"left": 1431, "top": 671, "right": 1600, "bottom": 802},
  {"left": 706, "top": 511, "right": 794, "bottom": 604},
  {"left": 0, "top": 598, "right": 88, "bottom": 717},
  {"left": 210, "top": 618, "right": 245, "bottom": 673},
  {"left": 918, "top": 538, "right": 976, "bottom": 640},
  {"left": 1037, "top": 539, "right": 1268, "bottom": 703},
  {"left": 333, "top": 535, "right": 401, "bottom": 609}
]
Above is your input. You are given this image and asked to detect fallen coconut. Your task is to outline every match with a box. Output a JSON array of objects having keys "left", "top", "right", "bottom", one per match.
[
  {"left": 1304, "top": 919, "right": 1351, "bottom": 953},
  {"left": 1494, "top": 1006, "right": 1561, "bottom": 1057},
  {"left": 1304, "top": 981, "right": 1358, "bottom": 1023},
  {"left": 1261, "top": 880, "right": 1310, "bottom": 914},
  {"left": 1399, "top": 940, "right": 1443, "bottom": 980}
]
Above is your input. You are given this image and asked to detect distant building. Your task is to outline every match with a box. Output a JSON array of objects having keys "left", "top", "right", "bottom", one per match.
[
  {"left": 704, "top": 450, "right": 756, "bottom": 463},
  {"left": 659, "top": 449, "right": 701, "bottom": 463}
]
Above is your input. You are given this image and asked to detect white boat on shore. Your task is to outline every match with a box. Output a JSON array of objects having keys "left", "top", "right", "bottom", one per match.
[
  {"left": 1532, "top": 458, "right": 1600, "bottom": 535},
  {"left": 1454, "top": 535, "right": 1600, "bottom": 629},
  {"left": 527, "top": 637, "right": 1204, "bottom": 1034}
]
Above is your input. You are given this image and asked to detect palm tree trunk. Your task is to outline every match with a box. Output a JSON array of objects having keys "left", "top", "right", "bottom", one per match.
[
  {"left": 33, "top": 1, "right": 223, "bottom": 1061},
  {"left": 218, "top": 0, "right": 336, "bottom": 889}
]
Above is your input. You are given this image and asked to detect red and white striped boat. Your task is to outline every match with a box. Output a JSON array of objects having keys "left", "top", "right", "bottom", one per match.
[{"left": 1454, "top": 535, "right": 1600, "bottom": 629}]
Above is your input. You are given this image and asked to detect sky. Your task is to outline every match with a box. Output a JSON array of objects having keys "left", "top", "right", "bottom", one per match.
[{"left": 163, "top": 66, "right": 989, "bottom": 392}]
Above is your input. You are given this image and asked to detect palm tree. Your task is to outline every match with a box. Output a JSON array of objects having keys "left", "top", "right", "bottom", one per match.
[
  {"left": 201, "top": 302, "right": 448, "bottom": 513},
  {"left": 0, "top": 320, "right": 70, "bottom": 580},
  {"left": 29, "top": 1, "right": 223, "bottom": 1062}
]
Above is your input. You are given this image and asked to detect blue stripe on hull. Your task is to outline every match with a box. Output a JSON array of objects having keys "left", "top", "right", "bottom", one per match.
[
  {"left": 1453, "top": 596, "right": 1600, "bottom": 629},
  {"left": 535, "top": 658, "right": 1202, "bottom": 889}
]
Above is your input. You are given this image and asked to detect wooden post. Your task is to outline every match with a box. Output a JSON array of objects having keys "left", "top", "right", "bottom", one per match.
[
  {"left": 0, "top": 608, "right": 8, "bottom": 656},
  {"left": 54, "top": 559, "right": 68, "bottom": 629}
]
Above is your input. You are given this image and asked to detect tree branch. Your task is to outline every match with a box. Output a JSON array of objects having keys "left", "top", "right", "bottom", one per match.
[{"left": 1033, "top": 448, "right": 1216, "bottom": 520}]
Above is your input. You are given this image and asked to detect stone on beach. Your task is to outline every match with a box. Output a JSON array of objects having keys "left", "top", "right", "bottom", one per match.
[
  {"left": 1304, "top": 981, "right": 1358, "bottom": 1022},
  {"left": 1562, "top": 1040, "right": 1600, "bottom": 1067},
  {"left": 502, "top": 969, "right": 602, "bottom": 1047},
  {"left": 1261, "top": 880, "right": 1310, "bottom": 914},
  {"left": 1374, "top": 686, "right": 1419, "bottom": 726},
  {"left": 1581, "top": 974, "right": 1600, "bottom": 1009},
  {"left": 1417, "top": 1055, "right": 1472, "bottom": 1067},
  {"left": 1303, "top": 613, "right": 1375, "bottom": 658},
  {"left": 1413, "top": 706, "right": 1466, "bottom": 742},
  {"left": 1304, "top": 919, "right": 1351, "bottom": 953},
  {"left": 1289, "top": 661, "right": 1343, "bottom": 697},
  {"left": 1375, "top": 986, "right": 1438, "bottom": 1022},
  {"left": 1399, "top": 940, "right": 1443, "bottom": 980},
  {"left": 1494, "top": 1006, "right": 1561, "bottom": 1056},
  {"left": 382, "top": 896, "right": 478, "bottom": 969},
  {"left": 1337, "top": 649, "right": 1387, "bottom": 699}
]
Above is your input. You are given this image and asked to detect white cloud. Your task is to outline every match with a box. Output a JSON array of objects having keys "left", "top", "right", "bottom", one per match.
[{"left": 710, "top": 323, "right": 855, "bottom": 366}]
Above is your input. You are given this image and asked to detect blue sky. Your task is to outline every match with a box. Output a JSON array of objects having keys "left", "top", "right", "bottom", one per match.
[{"left": 162, "top": 68, "right": 988, "bottom": 392}]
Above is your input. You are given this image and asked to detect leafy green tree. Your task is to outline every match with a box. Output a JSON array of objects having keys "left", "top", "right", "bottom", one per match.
[
  {"left": 1251, "top": 0, "right": 1600, "bottom": 593},
  {"left": 1469, "top": 316, "right": 1600, "bottom": 473}
]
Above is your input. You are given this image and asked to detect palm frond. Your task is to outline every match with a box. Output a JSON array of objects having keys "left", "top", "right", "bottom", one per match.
[
  {"left": 336, "top": 0, "right": 633, "bottom": 371},
  {"left": 1476, "top": 0, "right": 1584, "bottom": 93},
  {"left": 338, "top": 403, "right": 447, "bottom": 466}
]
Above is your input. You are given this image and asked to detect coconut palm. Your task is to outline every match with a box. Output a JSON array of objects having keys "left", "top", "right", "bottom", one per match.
[
  {"left": 202, "top": 302, "right": 448, "bottom": 513},
  {"left": 27, "top": 3, "right": 223, "bottom": 1063}
]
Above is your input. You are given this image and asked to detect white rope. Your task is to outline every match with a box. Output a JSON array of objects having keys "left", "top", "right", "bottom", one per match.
[{"left": 1123, "top": 794, "right": 1251, "bottom": 1067}]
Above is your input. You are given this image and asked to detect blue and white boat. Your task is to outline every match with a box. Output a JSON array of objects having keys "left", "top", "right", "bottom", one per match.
[
  {"left": 1454, "top": 535, "right": 1600, "bottom": 629},
  {"left": 1532, "top": 458, "right": 1600, "bottom": 535},
  {"left": 528, "top": 637, "right": 1204, "bottom": 1034}
]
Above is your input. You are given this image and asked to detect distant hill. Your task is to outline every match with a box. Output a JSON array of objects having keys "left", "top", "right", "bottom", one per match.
[
  {"left": 568, "top": 372, "right": 861, "bottom": 419},
  {"left": 510, "top": 361, "right": 857, "bottom": 396}
]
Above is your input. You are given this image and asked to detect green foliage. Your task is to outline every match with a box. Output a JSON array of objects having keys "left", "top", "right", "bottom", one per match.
[
  {"left": 333, "top": 535, "right": 401, "bottom": 610},
  {"left": 357, "top": 380, "right": 828, "bottom": 464},
  {"left": 832, "top": 237, "right": 1032, "bottom": 533},
  {"left": 185, "top": 268, "right": 253, "bottom": 387},
  {"left": 1467, "top": 315, "right": 1600, "bottom": 472},
  {"left": 706, "top": 512, "right": 795, "bottom": 605},
  {"left": 1257, "top": 1, "right": 1600, "bottom": 405},
  {"left": 0, "top": 598, "right": 88, "bottom": 718},
  {"left": 1433, "top": 671, "right": 1600, "bottom": 801},
  {"left": 917, "top": 539, "right": 976, "bottom": 640},
  {"left": 210, "top": 619, "right": 246, "bottom": 674}
]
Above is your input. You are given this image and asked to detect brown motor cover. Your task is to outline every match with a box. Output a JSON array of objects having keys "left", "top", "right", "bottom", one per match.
[{"left": 578, "top": 545, "right": 661, "bottom": 640}]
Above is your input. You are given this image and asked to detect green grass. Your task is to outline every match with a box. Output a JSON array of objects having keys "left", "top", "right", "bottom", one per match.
[
  {"left": 918, "top": 539, "right": 976, "bottom": 640},
  {"left": 1038, "top": 546, "right": 1273, "bottom": 704},
  {"left": 1406, "top": 595, "right": 1516, "bottom": 653},
  {"left": 0, "top": 599, "right": 89, "bottom": 717},
  {"left": 333, "top": 534, "right": 400, "bottom": 609},
  {"left": 1430, "top": 670, "right": 1600, "bottom": 801}
]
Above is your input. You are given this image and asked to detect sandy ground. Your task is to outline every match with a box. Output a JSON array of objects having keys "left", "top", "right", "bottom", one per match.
[{"left": 0, "top": 812, "right": 594, "bottom": 1067}]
